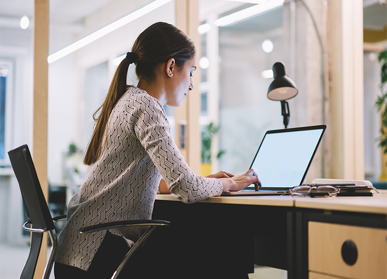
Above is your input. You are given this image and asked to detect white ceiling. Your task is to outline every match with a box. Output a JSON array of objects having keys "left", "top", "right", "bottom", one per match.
[
  {"left": 0, "top": 0, "right": 115, "bottom": 24},
  {"left": 0, "top": 0, "right": 240, "bottom": 30},
  {"left": 0, "top": 0, "right": 386, "bottom": 30}
]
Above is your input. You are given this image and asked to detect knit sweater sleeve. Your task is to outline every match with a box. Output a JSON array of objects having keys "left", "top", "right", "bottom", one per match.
[{"left": 131, "top": 94, "right": 223, "bottom": 203}]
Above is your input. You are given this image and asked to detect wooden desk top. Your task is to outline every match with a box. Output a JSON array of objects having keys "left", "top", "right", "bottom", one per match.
[
  {"left": 294, "top": 191, "right": 387, "bottom": 215},
  {"left": 155, "top": 194, "right": 294, "bottom": 207},
  {"left": 156, "top": 190, "right": 387, "bottom": 214}
]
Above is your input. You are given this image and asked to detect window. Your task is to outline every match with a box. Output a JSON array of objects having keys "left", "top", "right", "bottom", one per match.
[
  {"left": 0, "top": 61, "right": 12, "bottom": 164},
  {"left": 0, "top": 70, "right": 6, "bottom": 159}
]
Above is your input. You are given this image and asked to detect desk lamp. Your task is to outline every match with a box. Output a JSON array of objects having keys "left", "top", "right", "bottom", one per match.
[{"left": 267, "top": 62, "right": 298, "bottom": 128}]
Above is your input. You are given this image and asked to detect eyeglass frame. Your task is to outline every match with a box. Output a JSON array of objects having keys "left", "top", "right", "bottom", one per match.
[{"left": 289, "top": 184, "right": 340, "bottom": 197}]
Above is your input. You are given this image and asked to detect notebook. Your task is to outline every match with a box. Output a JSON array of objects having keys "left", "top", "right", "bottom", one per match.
[{"left": 222, "top": 125, "right": 326, "bottom": 196}]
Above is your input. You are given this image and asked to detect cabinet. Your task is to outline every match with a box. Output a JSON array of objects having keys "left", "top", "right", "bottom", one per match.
[
  {"left": 308, "top": 221, "right": 387, "bottom": 279},
  {"left": 309, "top": 272, "right": 343, "bottom": 279}
]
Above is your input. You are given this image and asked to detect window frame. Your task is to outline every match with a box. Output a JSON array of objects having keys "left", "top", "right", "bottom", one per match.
[{"left": 0, "top": 59, "right": 14, "bottom": 165}]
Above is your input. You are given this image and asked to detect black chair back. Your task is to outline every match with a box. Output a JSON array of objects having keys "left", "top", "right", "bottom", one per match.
[{"left": 8, "top": 144, "right": 55, "bottom": 279}]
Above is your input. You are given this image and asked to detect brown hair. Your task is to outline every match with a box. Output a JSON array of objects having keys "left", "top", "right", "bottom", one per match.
[{"left": 84, "top": 22, "right": 195, "bottom": 165}]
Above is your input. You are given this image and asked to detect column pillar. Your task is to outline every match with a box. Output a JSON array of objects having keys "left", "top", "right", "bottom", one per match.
[
  {"left": 328, "top": 0, "right": 364, "bottom": 179},
  {"left": 33, "top": 0, "right": 49, "bottom": 277}
]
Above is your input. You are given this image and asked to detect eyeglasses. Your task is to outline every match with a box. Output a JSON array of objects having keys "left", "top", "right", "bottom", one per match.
[{"left": 290, "top": 185, "right": 340, "bottom": 197}]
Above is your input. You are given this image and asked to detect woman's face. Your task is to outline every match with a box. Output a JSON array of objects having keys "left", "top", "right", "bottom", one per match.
[{"left": 166, "top": 56, "right": 197, "bottom": 107}]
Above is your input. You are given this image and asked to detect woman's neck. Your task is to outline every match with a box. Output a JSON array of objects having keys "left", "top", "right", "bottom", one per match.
[{"left": 137, "top": 77, "right": 167, "bottom": 105}]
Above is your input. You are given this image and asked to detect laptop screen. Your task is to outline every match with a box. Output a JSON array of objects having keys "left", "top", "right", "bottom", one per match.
[{"left": 249, "top": 125, "right": 326, "bottom": 189}]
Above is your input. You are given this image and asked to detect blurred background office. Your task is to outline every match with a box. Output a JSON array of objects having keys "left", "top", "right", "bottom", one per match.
[{"left": 0, "top": 0, "right": 386, "bottom": 278}]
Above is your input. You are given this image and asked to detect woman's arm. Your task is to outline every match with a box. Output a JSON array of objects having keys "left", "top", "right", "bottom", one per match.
[
  {"left": 158, "top": 169, "right": 260, "bottom": 194},
  {"left": 158, "top": 171, "right": 232, "bottom": 194}
]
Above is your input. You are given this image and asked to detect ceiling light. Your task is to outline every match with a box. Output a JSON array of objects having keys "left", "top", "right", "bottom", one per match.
[
  {"left": 226, "top": 0, "right": 262, "bottom": 3},
  {"left": 262, "top": 39, "right": 273, "bottom": 53},
  {"left": 48, "top": 0, "right": 171, "bottom": 64},
  {"left": 198, "top": 23, "right": 211, "bottom": 35},
  {"left": 199, "top": 57, "right": 210, "bottom": 69},
  {"left": 20, "top": 16, "right": 29, "bottom": 29},
  {"left": 197, "top": 0, "right": 284, "bottom": 34},
  {"left": 214, "top": 0, "right": 284, "bottom": 27},
  {"left": 261, "top": 69, "right": 273, "bottom": 79}
]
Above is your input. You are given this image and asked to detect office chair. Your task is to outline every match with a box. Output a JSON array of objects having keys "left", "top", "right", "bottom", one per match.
[{"left": 8, "top": 144, "right": 170, "bottom": 279}]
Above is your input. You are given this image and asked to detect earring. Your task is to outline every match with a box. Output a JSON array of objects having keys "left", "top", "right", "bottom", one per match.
[{"left": 169, "top": 73, "right": 173, "bottom": 77}]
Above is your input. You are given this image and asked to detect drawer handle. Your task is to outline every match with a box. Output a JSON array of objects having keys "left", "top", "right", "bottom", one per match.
[{"left": 341, "top": 240, "right": 358, "bottom": 266}]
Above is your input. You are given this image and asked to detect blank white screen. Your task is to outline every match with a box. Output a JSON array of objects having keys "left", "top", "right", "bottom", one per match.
[{"left": 250, "top": 129, "right": 323, "bottom": 188}]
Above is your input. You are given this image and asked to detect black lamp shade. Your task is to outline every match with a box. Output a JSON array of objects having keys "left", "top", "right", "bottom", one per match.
[{"left": 267, "top": 62, "right": 298, "bottom": 101}]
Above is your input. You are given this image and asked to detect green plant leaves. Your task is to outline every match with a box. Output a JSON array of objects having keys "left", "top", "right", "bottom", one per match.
[{"left": 201, "top": 122, "right": 226, "bottom": 163}]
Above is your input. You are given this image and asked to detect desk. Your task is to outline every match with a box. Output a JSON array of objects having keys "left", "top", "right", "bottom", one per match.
[{"left": 153, "top": 192, "right": 387, "bottom": 279}]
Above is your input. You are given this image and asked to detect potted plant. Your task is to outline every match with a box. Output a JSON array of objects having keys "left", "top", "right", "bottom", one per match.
[
  {"left": 201, "top": 122, "right": 225, "bottom": 176},
  {"left": 375, "top": 49, "right": 387, "bottom": 180}
]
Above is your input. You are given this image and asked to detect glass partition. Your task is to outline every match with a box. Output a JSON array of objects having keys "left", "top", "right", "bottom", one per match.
[
  {"left": 364, "top": 51, "right": 382, "bottom": 182},
  {"left": 363, "top": 1, "right": 387, "bottom": 184},
  {"left": 217, "top": 5, "right": 285, "bottom": 174},
  {"left": 199, "top": 1, "right": 293, "bottom": 177}
]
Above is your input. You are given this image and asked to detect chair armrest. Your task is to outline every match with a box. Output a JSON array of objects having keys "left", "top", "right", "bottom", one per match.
[
  {"left": 52, "top": 215, "right": 67, "bottom": 222},
  {"left": 79, "top": 219, "right": 170, "bottom": 234}
]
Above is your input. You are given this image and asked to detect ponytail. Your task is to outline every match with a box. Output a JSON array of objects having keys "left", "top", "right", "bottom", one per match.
[{"left": 83, "top": 53, "right": 139, "bottom": 165}]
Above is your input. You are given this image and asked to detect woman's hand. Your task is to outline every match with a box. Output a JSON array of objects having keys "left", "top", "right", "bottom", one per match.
[
  {"left": 219, "top": 169, "right": 261, "bottom": 192},
  {"left": 205, "top": 171, "right": 234, "bottom": 179}
]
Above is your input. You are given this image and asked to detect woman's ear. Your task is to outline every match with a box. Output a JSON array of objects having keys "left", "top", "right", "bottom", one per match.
[{"left": 166, "top": 58, "right": 176, "bottom": 77}]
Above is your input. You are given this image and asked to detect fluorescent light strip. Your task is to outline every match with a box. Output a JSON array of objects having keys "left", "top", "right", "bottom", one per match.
[
  {"left": 226, "top": 0, "right": 262, "bottom": 3},
  {"left": 198, "top": 23, "right": 211, "bottom": 35},
  {"left": 198, "top": 0, "right": 284, "bottom": 34},
  {"left": 261, "top": 69, "right": 273, "bottom": 79},
  {"left": 48, "top": 0, "right": 171, "bottom": 64},
  {"left": 215, "top": 0, "right": 284, "bottom": 27}
]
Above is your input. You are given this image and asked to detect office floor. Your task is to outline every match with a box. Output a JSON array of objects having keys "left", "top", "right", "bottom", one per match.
[
  {"left": 250, "top": 266, "right": 287, "bottom": 279},
  {"left": 0, "top": 242, "right": 287, "bottom": 279}
]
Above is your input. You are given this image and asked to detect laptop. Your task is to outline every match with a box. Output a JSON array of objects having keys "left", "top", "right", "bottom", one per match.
[{"left": 222, "top": 125, "right": 326, "bottom": 196}]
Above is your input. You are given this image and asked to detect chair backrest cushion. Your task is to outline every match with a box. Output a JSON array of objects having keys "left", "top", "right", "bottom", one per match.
[{"left": 8, "top": 144, "right": 54, "bottom": 231}]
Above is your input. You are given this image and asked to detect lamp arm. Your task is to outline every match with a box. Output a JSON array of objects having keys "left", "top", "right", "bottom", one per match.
[{"left": 281, "top": 100, "right": 290, "bottom": 129}]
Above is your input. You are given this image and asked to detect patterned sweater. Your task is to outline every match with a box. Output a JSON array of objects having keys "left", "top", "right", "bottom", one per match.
[{"left": 55, "top": 86, "right": 223, "bottom": 271}]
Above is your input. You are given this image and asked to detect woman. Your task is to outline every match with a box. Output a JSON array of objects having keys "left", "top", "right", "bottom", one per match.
[{"left": 54, "top": 22, "right": 260, "bottom": 278}]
